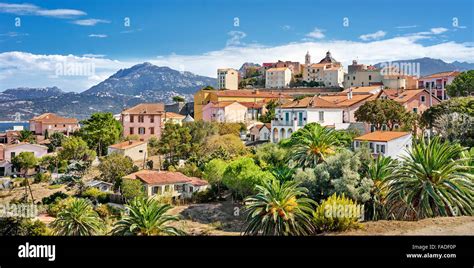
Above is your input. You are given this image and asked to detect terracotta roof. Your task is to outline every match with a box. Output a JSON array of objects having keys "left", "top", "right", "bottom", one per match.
[
  {"left": 122, "top": 103, "right": 165, "bottom": 115},
  {"left": 164, "top": 112, "right": 185, "bottom": 119},
  {"left": 341, "top": 86, "right": 382, "bottom": 94},
  {"left": 108, "top": 140, "right": 146, "bottom": 150},
  {"left": 124, "top": 170, "right": 208, "bottom": 186},
  {"left": 281, "top": 94, "right": 373, "bottom": 109},
  {"left": 354, "top": 131, "right": 411, "bottom": 142},
  {"left": 238, "top": 102, "right": 265, "bottom": 109},
  {"left": 188, "top": 177, "right": 209, "bottom": 186},
  {"left": 30, "top": 113, "right": 78, "bottom": 124},
  {"left": 213, "top": 90, "right": 290, "bottom": 99},
  {"left": 420, "top": 71, "right": 461, "bottom": 79},
  {"left": 381, "top": 89, "right": 440, "bottom": 104}
]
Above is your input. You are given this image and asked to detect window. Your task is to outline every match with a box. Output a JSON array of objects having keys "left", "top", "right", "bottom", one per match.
[
  {"left": 188, "top": 186, "right": 194, "bottom": 193},
  {"left": 164, "top": 185, "right": 170, "bottom": 192},
  {"left": 318, "top": 111, "right": 324, "bottom": 122},
  {"left": 368, "top": 75, "right": 372, "bottom": 80},
  {"left": 353, "top": 76, "right": 355, "bottom": 80},
  {"left": 138, "top": 127, "right": 145, "bottom": 135},
  {"left": 138, "top": 115, "right": 144, "bottom": 123},
  {"left": 175, "top": 185, "right": 183, "bottom": 192},
  {"left": 285, "top": 112, "right": 289, "bottom": 122},
  {"left": 130, "top": 115, "right": 134, "bottom": 123},
  {"left": 150, "top": 116, "right": 154, "bottom": 123},
  {"left": 152, "top": 186, "right": 161, "bottom": 195},
  {"left": 413, "top": 108, "right": 418, "bottom": 113},
  {"left": 376, "top": 144, "right": 381, "bottom": 153},
  {"left": 150, "top": 127, "right": 154, "bottom": 134},
  {"left": 354, "top": 141, "right": 360, "bottom": 148},
  {"left": 129, "top": 127, "right": 134, "bottom": 135},
  {"left": 10, "top": 152, "right": 15, "bottom": 159},
  {"left": 380, "top": 145, "right": 386, "bottom": 154},
  {"left": 369, "top": 142, "right": 374, "bottom": 152},
  {"left": 420, "top": 95, "right": 426, "bottom": 102}
]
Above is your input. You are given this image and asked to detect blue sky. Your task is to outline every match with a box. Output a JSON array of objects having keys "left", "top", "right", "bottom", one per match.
[{"left": 0, "top": 0, "right": 473, "bottom": 92}]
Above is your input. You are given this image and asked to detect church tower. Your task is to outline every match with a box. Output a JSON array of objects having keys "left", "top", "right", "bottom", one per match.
[{"left": 305, "top": 51, "right": 311, "bottom": 65}]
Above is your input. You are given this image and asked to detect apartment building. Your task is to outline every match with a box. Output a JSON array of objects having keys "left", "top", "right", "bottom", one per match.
[
  {"left": 121, "top": 103, "right": 165, "bottom": 141},
  {"left": 217, "top": 68, "right": 239, "bottom": 90},
  {"left": 265, "top": 67, "right": 292, "bottom": 88}
]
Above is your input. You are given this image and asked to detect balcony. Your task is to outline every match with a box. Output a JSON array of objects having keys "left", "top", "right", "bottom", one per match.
[{"left": 272, "top": 118, "right": 306, "bottom": 127}]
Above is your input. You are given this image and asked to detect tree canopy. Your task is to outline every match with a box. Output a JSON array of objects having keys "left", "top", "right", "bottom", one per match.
[{"left": 78, "top": 112, "right": 122, "bottom": 156}]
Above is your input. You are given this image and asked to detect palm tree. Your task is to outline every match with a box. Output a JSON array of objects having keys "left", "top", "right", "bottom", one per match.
[
  {"left": 365, "top": 156, "right": 397, "bottom": 220},
  {"left": 271, "top": 166, "right": 295, "bottom": 183},
  {"left": 51, "top": 198, "right": 104, "bottom": 236},
  {"left": 243, "top": 179, "right": 315, "bottom": 236},
  {"left": 385, "top": 137, "right": 473, "bottom": 220},
  {"left": 289, "top": 123, "right": 339, "bottom": 169},
  {"left": 18, "top": 130, "right": 34, "bottom": 142},
  {"left": 112, "top": 197, "right": 184, "bottom": 236}
]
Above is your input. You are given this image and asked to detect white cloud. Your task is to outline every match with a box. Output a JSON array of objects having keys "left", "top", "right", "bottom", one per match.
[
  {"left": 72, "top": 19, "right": 110, "bottom": 26},
  {"left": 281, "top": 25, "right": 291, "bottom": 31},
  {"left": 0, "top": 2, "right": 85, "bottom": 18},
  {"left": 306, "top": 28, "right": 325, "bottom": 39},
  {"left": 360, "top": 30, "right": 387, "bottom": 41},
  {"left": 395, "top": 25, "right": 418, "bottom": 29},
  {"left": 226, "top": 31, "right": 246, "bottom": 47},
  {"left": 88, "top": 34, "right": 107, "bottom": 38},
  {"left": 430, "top": 27, "right": 448, "bottom": 34},
  {"left": 1, "top": 35, "right": 473, "bottom": 92}
]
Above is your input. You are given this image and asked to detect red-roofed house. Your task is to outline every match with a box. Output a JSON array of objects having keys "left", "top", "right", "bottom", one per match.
[
  {"left": 29, "top": 113, "right": 80, "bottom": 136},
  {"left": 121, "top": 103, "right": 165, "bottom": 141},
  {"left": 123, "top": 170, "right": 209, "bottom": 199},
  {"left": 107, "top": 140, "right": 147, "bottom": 162},
  {"left": 249, "top": 123, "right": 271, "bottom": 142}
]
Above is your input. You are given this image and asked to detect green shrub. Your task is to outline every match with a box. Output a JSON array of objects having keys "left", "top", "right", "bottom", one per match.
[
  {"left": 34, "top": 172, "right": 51, "bottom": 183},
  {"left": 47, "top": 197, "right": 72, "bottom": 217},
  {"left": 0, "top": 218, "right": 50, "bottom": 236},
  {"left": 312, "top": 193, "right": 362, "bottom": 233},
  {"left": 192, "top": 188, "right": 217, "bottom": 203},
  {"left": 82, "top": 187, "right": 109, "bottom": 203},
  {"left": 42, "top": 191, "right": 69, "bottom": 205}
]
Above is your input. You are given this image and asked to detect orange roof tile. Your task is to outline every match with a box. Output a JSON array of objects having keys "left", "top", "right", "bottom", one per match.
[
  {"left": 30, "top": 113, "right": 78, "bottom": 124},
  {"left": 282, "top": 94, "right": 373, "bottom": 109},
  {"left": 108, "top": 140, "right": 146, "bottom": 150},
  {"left": 420, "top": 71, "right": 461, "bottom": 79},
  {"left": 124, "top": 170, "right": 208, "bottom": 186},
  {"left": 164, "top": 112, "right": 185, "bottom": 119},
  {"left": 354, "top": 131, "right": 411, "bottom": 142},
  {"left": 214, "top": 90, "right": 290, "bottom": 99},
  {"left": 381, "top": 89, "right": 440, "bottom": 104},
  {"left": 122, "top": 103, "right": 165, "bottom": 115}
]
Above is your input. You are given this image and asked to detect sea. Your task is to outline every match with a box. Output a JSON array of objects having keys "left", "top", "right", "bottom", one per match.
[{"left": 0, "top": 122, "right": 29, "bottom": 132}]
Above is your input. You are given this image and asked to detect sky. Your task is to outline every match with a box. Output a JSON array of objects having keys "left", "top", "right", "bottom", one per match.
[{"left": 0, "top": 0, "right": 473, "bottom": 92}]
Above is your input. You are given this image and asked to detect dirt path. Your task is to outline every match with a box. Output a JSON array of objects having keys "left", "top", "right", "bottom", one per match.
[{"left": 339, "top": 216, "right": 474, "bottom": 236}]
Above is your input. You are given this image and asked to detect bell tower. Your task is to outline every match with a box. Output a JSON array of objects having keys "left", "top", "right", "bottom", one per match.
[{"left": 305, "top": 51, "right": 311, "bottom": 65}]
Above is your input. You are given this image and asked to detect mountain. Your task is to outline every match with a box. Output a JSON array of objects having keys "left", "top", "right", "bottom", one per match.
[
  {"left": 0, "top": 63, "right": 216, "bottom": 121},
  {"left": 83, "top": 62, "right": 216, "bottom": 97},
  {"left": 238, "top": 62, "right": 261, "bottom": 76},
  {"left": 0, "top": 86, "right": 64, "bottom": 101},
  {"left": 374, "top": 57, "right": 474, "bottom": 76}
]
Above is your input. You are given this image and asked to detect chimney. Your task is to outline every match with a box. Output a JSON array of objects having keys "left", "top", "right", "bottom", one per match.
[{"left": 347, "top": 87, "right": 353, "bottom": 100}]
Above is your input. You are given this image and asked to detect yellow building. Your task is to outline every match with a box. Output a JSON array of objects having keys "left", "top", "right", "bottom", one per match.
[{"left": 194, "top": 89, "right": 290, "bottom": 120}]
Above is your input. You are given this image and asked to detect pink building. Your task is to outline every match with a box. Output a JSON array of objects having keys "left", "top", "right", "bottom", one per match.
[
  {"left": 121, "top": 103, "right": 165, "bottom": 141},
  {"left": 29, "top": 113, "right": 80, "bottom": 136},
  {"left": 0, "top": 143, "right": 48, "bottom": 176},
  {"left": 379, "top": 89, "right": 441, "bottom": 115},
  {"left": 418, "top": 71, "right": 460, "bottom": 100}
]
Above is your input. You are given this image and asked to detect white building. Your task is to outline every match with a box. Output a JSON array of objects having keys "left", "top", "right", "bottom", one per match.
[
  {"left": 303, "top": 51, "right": 344, "bottom": 88},
  {"left": 249, "top": 123, "right": 271, "bottom": 142},
  {"left": 265, "top": 67, "right": 292, "bottom": 88},
  {"left": 123, "top": 170, "right": 209, "bottom": 200},
  {"left": 107, "top": 140, "right": 147, "bottom": 162},
  {"left": 217, "top": 68, "right": 239, "bottom": 90},
  {"left": 353, "top": 131, "right": 412, "bottom": 159},
  {"left": 270, "top": 93, "right": 376, "bottom": 143}
]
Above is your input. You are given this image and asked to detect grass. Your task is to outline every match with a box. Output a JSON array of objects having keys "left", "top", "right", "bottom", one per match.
[{"left": 47, "top": 184, "right": 63, "bottom": 190}]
